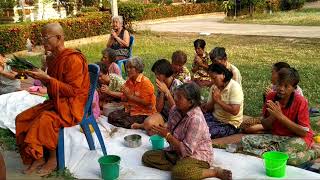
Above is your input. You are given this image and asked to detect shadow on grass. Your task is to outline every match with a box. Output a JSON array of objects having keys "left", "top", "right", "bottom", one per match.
[
  {"left": 47, "top": 168, "right": 75, "bottom": 179},
  {"left": 0, "top": 128, "right": 16, "bottom": 151}
]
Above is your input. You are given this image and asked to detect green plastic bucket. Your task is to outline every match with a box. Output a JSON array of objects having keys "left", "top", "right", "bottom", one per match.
[
  {"left": 262, "top": 151, "right": 289, "bottom": 178},
  {"left": 149, "top": 135, "right": 164, "bottom": 150},
  {"left": 43, "top": 94, "right": 49, "bottom": 100},
  {"left": 98, "top": 155, "right": 121, "bottom": 180}
]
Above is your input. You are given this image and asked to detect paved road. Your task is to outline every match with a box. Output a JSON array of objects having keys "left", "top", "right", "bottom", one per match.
[{"left": 136, "top": 14, "right": 320, "bottom": 38}]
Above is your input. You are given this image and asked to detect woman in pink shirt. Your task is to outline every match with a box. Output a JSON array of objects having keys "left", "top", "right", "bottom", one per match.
[{"left": 142, "top": 83, "right": 232, "bottom": 180}]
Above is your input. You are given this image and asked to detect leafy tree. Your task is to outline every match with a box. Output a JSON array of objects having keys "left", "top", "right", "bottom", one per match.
[
  {"left": 59, "top": 0, "right": 77, "bottom": 15},
  {"left": 83, "top": 0, "right": 99, "bottom": 6}
]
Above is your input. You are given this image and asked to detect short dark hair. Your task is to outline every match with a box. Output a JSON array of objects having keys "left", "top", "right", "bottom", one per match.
[
  {"left": 102, "top": 48, "right": 117, "bottom": 62},
  {"left": 277, "top": 67, "right": 300, "bottom": 88},
  {"left": 176, "top": 82, "right": 201, "bottom": 108},
  {"left": 171, "top": 50, "right": 187, "bottom": 65},
  {"left": 151, "top": 59, "right": 173, "bottom": 77},
  {"left": 209, "top": 47, "right": 227, "bottom": 61},
  {"left": 273, "top": 62, "right": 290, "bottom": 72},
  {"left": 208, "top": 63, "right": 233, "bottom": 83},
  {"left": 194, "top": 39, "right": 206, "bottom": 49}
]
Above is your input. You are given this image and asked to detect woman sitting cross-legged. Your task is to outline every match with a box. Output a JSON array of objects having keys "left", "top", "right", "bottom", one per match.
[
  {"left": 142, "top": 83, "right": 232, "bottom": 180},
  {"left": 242, "top": 68, "right": 320, "bottom": 166},
  {"left": 97, "top": 48, "right": 124, "bottom": 108},
  {"left": 131, "top": 59, "right": 183, "bottom": 133},
  {"left": 202, "top": 63, "right": 244, "bottom": 139},
  {"left": 108, "top": 57, "right": 157, "bottom": 128}
]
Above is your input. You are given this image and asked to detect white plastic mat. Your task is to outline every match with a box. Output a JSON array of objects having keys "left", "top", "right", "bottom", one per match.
[
  {"left": 64, "top": 116, "right": 320, "bottom": 179},
  {"left": 0, "top": 91, "right": 45, "bottom": 133}
]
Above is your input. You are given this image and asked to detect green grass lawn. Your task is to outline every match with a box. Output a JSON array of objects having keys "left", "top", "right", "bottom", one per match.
[
  {"left": 0, "top": 32, "right": 319, "bottom": 178},
  {"left": 224, "top": 8, "right": 320, "bottom": 26},
  {"left": 25, "top": 31, "right": 320, "bottom": 117},
  {"left": 1, "top": 32, "right": 320, "bottom": 151}
]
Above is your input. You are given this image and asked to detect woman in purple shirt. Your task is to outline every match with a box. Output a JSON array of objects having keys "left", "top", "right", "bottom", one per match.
[{"left": 142, "top": 83, "right": 232, "bottom": 180}]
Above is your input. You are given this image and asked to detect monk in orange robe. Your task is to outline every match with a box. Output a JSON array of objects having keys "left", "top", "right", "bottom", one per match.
[{"left": 15, "top": 23, "right": 90, "bottom": 176}]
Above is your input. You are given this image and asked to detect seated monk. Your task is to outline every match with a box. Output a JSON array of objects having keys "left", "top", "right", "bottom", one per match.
[{"left": 15, "top": 23, "right": 90, "bottom": 176}]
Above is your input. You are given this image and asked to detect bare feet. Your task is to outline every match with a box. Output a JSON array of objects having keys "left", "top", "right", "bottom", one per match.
[
  {"left": 215, "top": 167, "right": 232, "bottom": 180},
  {"left": 23, "top": 158, "right": 45, "bottom": 174},
  {"left": 36, "top": 150, "right": 57, "bottom": 176},
  {"left": 37, "top": 159, "right": 57, "bottom": 176}
]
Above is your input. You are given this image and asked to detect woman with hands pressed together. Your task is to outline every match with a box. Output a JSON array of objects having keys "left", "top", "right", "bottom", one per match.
[
  {"left": 108, "top": 57, "right": 156, "bottom": 129},
  {"left": 106, "top": 16, "right": 130, "bottom": 60},
  {"left": 131, "top": 59, "right": 182, "bottom": 134},
  {"left": 142, "top": 83, "right": 232, "bottom": 180},
  {"left": 202, "top": 63, "right": 243, "bottom": 138},
  {"left": 242, "top": 67, "right": 319, "bottom": 166}
]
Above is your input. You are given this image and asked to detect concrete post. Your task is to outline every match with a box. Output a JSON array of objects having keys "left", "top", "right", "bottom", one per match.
[{"left": 111, "top": 0, "right": 118, "bottom": 17}]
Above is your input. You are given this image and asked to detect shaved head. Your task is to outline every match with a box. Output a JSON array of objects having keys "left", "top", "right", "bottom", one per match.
[
  {"left": 41, "top": 23, "right": 65, "bottom": 55},
  {"left": 42, "top": 23, "right": 64, "bottom": 36}
]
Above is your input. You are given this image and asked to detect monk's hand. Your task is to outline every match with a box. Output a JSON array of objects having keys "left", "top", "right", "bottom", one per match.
[
  {"left": 156, "top": 79, "right": 170, "bottom": 95},
  {"left": 266, "top": 100, "right": 284, "bottom": 120},
  {"left": 26, "top": 69, "right": 51, "bottom": 82},
  {"left": 151, "top": 124, "right": 169, "bottom": 137}
]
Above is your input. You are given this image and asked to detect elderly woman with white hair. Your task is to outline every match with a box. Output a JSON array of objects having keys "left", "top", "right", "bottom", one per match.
[
  {"left": 107, "top": 16, "right": 130, "bottom": 60},
  {"left": 108, "top": 57, "right": 157, "bottom": 128}
]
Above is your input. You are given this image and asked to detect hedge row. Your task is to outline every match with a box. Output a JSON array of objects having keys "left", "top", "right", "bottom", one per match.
[
  {"left": 1, "top": 3, "right": 222, "bottom": 54},
  {"left": 142, "top": 3, "right": 223, "bottom": 20},
  {"left": 0, "top": 13, "right": 111, "bottom": 54},
  {"left": 118, "top": 2, "right": 223, "bottom": 22}
]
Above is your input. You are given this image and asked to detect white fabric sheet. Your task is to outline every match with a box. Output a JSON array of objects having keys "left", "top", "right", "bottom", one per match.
[
  {"left": 0, "top": 90, "right": 45, "bottom": 133},
  {"left": 64, "top": 116, "right": 320, "bottom": 179}
]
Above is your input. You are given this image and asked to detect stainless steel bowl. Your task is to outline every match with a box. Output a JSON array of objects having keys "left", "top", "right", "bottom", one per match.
[{"left": 124, "top": 134, "right": 142, "bottom": 148}]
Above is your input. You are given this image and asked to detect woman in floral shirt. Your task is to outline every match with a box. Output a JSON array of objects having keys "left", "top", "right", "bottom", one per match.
[{"left": 142, "top": 83, "right": 232, "bottom": 180}]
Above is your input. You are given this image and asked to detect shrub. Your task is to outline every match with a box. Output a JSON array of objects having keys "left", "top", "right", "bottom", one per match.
[
  {"left": 142, "top": 3, "right": 223, "bottom": 20},
  {"left": 80, "top": 6, "right": 100, "bottom": 12},
  {"left": 165, "top": 0, "right": 173, "bottom": 5},
  {"left": 83, "top": 0, "right": 99, "bottom": 7},
  {"left": 118, "top": 2, "right": 145, "bottom": 30},
  {"left": 196, "top": 0, "right": 217, "bottom": 3},
  {"left": 0, "top": 13, "right": 111, "bottom": 54},
  {"left": 0, "top": 2, "right": 223, "bottom": 54},
  {"left": 280, "top": 0, "right": 305, "bottom": 10},
  {"left": 0, "top": 0, "right": 16, "bottom": 9},
  {"left": 152, "top": 0, "right": 162, "bottom": 4}
]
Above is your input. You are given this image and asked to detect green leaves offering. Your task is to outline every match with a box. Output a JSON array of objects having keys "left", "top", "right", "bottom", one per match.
[{"left": 6, "top": 55, "right": 38, "bottom": 71}]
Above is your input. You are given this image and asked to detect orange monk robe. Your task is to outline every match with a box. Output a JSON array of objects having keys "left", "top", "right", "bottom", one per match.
[{"left": 15, "top": 49, "right": 90, "bottom": 165}]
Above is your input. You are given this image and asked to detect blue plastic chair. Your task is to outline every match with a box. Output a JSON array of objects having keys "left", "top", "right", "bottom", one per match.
[
  {"left": 116, "top": 35, "right": 134, "bottom": 78},
  {"left": 57, "top": 64, "right": 107, "bottom": 170}
]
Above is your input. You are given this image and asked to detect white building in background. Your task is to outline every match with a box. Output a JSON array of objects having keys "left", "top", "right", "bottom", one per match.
[{"left": 12, "top": 0, "right": 67, "bottom": 23}]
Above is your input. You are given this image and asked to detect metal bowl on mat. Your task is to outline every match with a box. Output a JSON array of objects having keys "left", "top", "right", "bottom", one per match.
[{"left": 124, "top": 134, "right": 142, "bottom": 148}]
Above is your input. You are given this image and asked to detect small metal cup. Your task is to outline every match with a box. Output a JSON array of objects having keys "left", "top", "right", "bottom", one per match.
[
  {"left": 124, "top": 134, "right": 142, "bottom": 148},
  {"left": 226, "top": 143, "right": 237, "bottom": 153}
]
